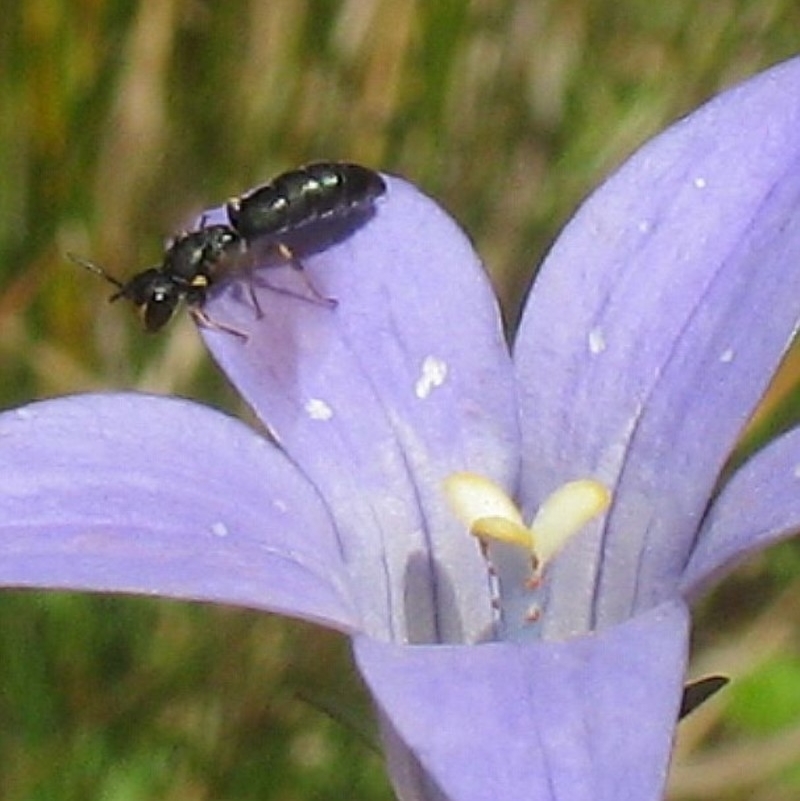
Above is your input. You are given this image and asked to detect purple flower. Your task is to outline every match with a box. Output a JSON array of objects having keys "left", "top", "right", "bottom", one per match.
[{"left": 3, "top": 56, "right": 800, "bottom": 801}]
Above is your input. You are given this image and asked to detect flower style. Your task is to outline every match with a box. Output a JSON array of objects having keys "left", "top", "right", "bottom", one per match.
[{"left": 3, "top": 57, "right": 800, "bottom": 801}]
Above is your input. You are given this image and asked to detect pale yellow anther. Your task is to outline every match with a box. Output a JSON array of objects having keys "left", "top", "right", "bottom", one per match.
[
  {"left": 444, "top": 472, "right": 610, "bottom": 574},
  {"left": 471, "top": 516, "right": 534, "bottom": 550},
  {"left": 443, "top": 472, "right": 524, "bottom": 529},
  {"left": 529, "top": 479, "right": 611, "bottom": 570}
]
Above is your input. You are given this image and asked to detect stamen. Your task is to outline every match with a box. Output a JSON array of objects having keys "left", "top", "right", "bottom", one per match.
[
  {"left": 471, "top": 515, "right": 533, "bottom": 550},
  {"left": 443, "top": 472, "right": 524, "bottom": 528},
  {"left": 529, "top": 479, "right": 611, "bottom": 571},
  {"left": 443, "top": 472, "right": 610, "bottom": 572}
]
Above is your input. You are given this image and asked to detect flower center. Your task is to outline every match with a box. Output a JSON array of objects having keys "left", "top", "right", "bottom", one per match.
[{"left": 444, "top": 472, "right": 610, "bottom": 635}]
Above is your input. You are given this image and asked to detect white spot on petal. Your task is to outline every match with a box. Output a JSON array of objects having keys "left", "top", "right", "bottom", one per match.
[
  {"left": 693, "top": 177, "right": 707, "bottom": 189},
  {"left": 273, "top": 499, "right": 288, "bottom": 513},
  {"left": 793, "top": 464, "right": 800, "bottom": 480},
  {"left": 15, "top": 407, "right": 34, "bottom": 420},
  {"left": 588, "top": 327, "right": 606, "bottom": 354},
  {"left": 415, "top": 356, "right": 448, "bottom": 399},
  {"left": 210, "top": 521, "right": 229, "bottom": 538},
  {"left": 719, "top": 348, "right": 735, "bottom": 364},
  {"left": 637, "top": 219, "right": 652, "bottom": 233},
  {"left": 305, "top": 398, "right": 334, "bottom": 420}
]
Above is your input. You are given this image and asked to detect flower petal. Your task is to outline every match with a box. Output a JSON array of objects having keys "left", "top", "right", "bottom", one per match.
[
  {"left": 199, "top": 177, "right": 519, "bottom": 644},
  {"left": 514, "top": 57, "right": 800, "bottom": 636},
  {"left": 681, "top": 427, "right": 800, "bottom": 596},
  {"left": 0, "top": 393, "right": 357, "bottom": 630},
  {"left": 355, "top": 600, "right": 689, "bottom": 801}
]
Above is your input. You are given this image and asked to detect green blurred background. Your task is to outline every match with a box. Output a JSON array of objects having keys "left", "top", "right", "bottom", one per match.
[{"left": 2, "top": 1, "right": 800, "bottom": 799}]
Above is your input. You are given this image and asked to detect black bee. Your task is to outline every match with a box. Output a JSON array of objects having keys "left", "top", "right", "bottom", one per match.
[{"left": 71, "top": 162, "right": 386, "bottom": 337}]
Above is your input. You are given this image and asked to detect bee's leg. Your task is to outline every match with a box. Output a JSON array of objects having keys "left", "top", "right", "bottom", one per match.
[
  {"left": 245, "top": 277, "right": 265, "bottom": 319},
  {"left": 189, "top": 305, "right": 249, "bottom": 340},
  {"left": 270, "top": 242, "right": 338, "bottom": 308}
]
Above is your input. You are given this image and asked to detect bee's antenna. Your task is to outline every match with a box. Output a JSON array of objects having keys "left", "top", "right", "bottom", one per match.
[{"left": 67, "top": 252, "right": 126, "bottom": 293}]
